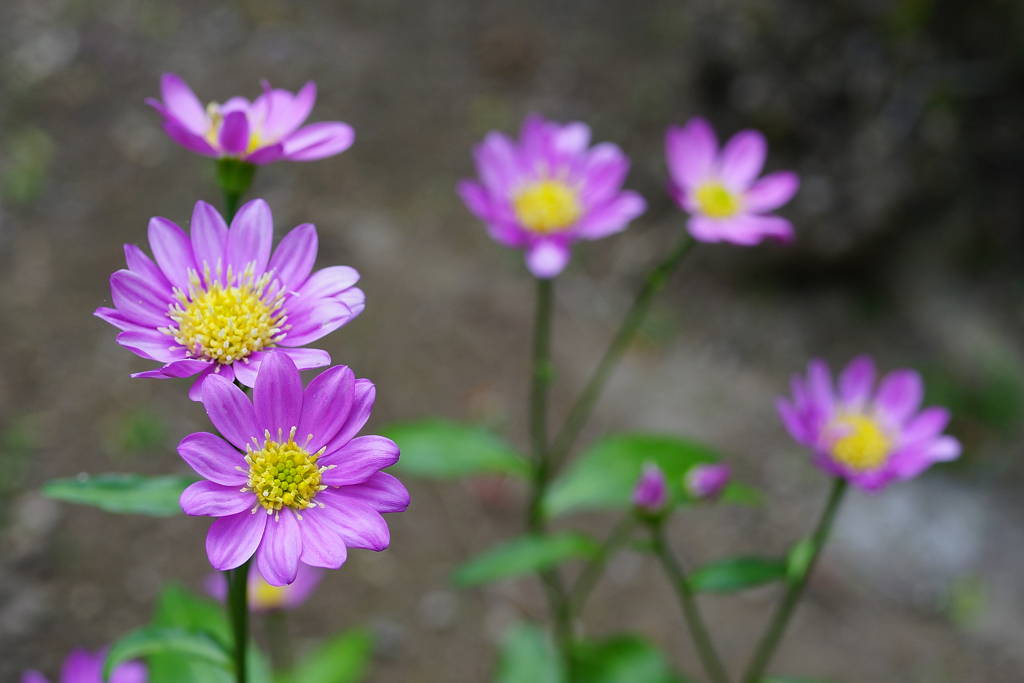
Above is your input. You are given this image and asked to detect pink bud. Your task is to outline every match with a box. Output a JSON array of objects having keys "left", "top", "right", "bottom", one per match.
[
  {"left": 633, "top": 463, "right": 669, "bottom": 511},
  {"left": 684, "top": 463, "right": 731, "bottom": 501}
]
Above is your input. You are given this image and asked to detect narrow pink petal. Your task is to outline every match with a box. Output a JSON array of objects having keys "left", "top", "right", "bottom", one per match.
[
  {"left": 743, "top": 171, "right": 799, "bottom": 213},
  {"left": 336, "top": 472, "right": 409, "bottom": 513},
  {"left": 116, "top": 329, "right": 185, "bottom": 362},
  {"left": 202, "top": 374, "right": 261, "bottom": 451},
  {"left": 525, "top": 240, "right": 571, "bottom": 279},
  {"left": 317, "top": 490, "right": 390, "bottom": 550},
  {"left": 320, "top": 435, "right": 400, "bottom": 486},
  {"left": 131, "top": 358, "right": 209, "bottom": 379},
  {"left": 874, "top": 370, "right": 924, "bottom": 425},
  {"left": 124, "top": 244, "right": 171, "bottom": 289},
  {"left": 110, "top": 661, "right": 148, "bottom": 683},
  {"left": 178, "top": 432, "right": 248, "bottom": 485},
  {"left": 232, "top": 353, "right": 262, "bottom": 387},
  {"left": 160, "top": 73, "right": 208, "bottom": 134},
  {"left": 275, "top": 348, "right": 331, "bottom": 370},
  {"left": 486, "top": 220, "right": 528, "bottom": 248},
  {"left": 257, "top": 509, "right": 301, "bottom": 586},
  {"left": 553, "top": 121, "right": 591, "bottom": 155},
  {"left": 95, "top": 306, "right": 143, "bottom": 332},
  {"left": 160, "top": 119, "right": 218, "bottom": 156},
  {"left": 457, "top": 179, "right": 494, "bottom": 222},
  {"left": 61, "top": 649, "right": 101, "bottom": 682},
  {"left": 20, "top": 671, "right": 49, "bottom": 683},
  {"left": 297, "top": 365, "right": 355, "bottom": 452},
  {"left": 806, "top": 359, "right": 835, "bottom": 419},
  {"left": 191, "top": 200, "right": 229, "bottom": 273},
  {"left": 227, "top": 199, "right": 273, "bottom": 276},
  {"left": 207, "top": 510, "right": 267, "bottom": 570},
  {"left": 573, "top": 191, "right": 646, "bottom": 240},
  {"left": 776, "top": 397, "right": 810, "bottom": 445},
  {"left": 282, "top": 122, "right": 355, "bottom": 160},
  {"left": 298, "top": 507, "right": 349, "bottom": 568},
  {"left": 474, "top": 132, "right": 521, "bottom": 196},
  {"left": 928, "top": 435, "right": 961, "bottom": 461},
  {"left": 110, "top": 270, "right": 173, "bottom": 328},
  {"left": 723, "top": 214, "right": 794, "bottom": 245},
  {"left": 665, "top": 118, "right": 718, "bottom": 189},
  {"left": 266, "top": 82, "right": 316, "bottom": 139},
  {"left": 294, "top": 265, "right": 360, "bottom": 301},
  {"left": 323, "top": 379, "right": 375, "bottom": 453},
  {"left": 280, "top": 300, "right": 356, "bottom": 347},
  {"left": 687, "top": 215, "right": 727, "bottom": 243},
  {"left": 267, "top": 223, "right": 318, "bottom": 291},
  {"left": 837, "top": 355, "right": 876, "bottom": 412},
  {"left": 899, "top": 407, "right": 951, "bottom": 446},
  {"left": 245, "top": 143, "right": 285, "bottom": 164},
  {"left": 253, "top": 351, "right": 303, "bottom": 438},
  {"left": 580, "top": 143, "right": 630, "bottom": 206},
  {"left": 149, "top": 216, "right": 198, "bottom": 292},
  {"left": 719, "top": 130, "right": 767, "bottom": 190},
  {"left": 219, "top": 111, "right": 250, "bottom": 155},
  {"left": 189, "top": 364, "right": 234, "bottom": 402},
  {"left": 181, "top": 481, "right": 254, "bottom": 516}
]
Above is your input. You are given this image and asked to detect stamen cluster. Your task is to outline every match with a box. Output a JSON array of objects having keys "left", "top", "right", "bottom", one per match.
[
  {"left": 513, "top": 179, "right": 583, "bottom": 234},
  {"left": 245, "top": 426, "right": 326, "bottom": 513}
]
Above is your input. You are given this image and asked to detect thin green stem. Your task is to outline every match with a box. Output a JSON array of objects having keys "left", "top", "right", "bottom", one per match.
[
  {"left": 227, "top": 559, "right": 251, "bottom": 683},
  {"left": 527, "top": 278, "right": 555, "bottom": 531},
  {"left": 651, "top": 522, "right": 731, "bottom": 683},
  {"left": 568, "top": 515, "right": 637, "bottom": 614},
  {"left": 741, "top": 478, "right": 848, "bottom": 683},
  {"left": 549, "top": 233, "right": 695, "bottom": 471},
  {"left": 265, "top": 610, "right": 293, "bottom": 672},
  {"left": 217, "top": 158, "right": 256, "bottom": 221}
]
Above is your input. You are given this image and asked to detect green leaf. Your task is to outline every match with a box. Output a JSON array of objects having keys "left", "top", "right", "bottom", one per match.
[
  {"left": 688, "top": 557, "right": 788, "bottom": 593},
  {"left": 43, "top": 473, "right": 196, "bottom": 517},
  {"left": 542, "top": 434, "right": 720, "bottom": 518},
  {"left": 495, "top": 622, "right": 566, "bottom": 683},
  {"left": 573, "top": 635, "right": 691, "bottom": 683},
  {"left": 104, "top": 627, "right": 231, "bottom": 680},
  {"left": 719, "top": 482, "right": 764, "bottom": 506},
  {"left": 276, "top": 629, "right": 373, "bottom": 683},
  {"left": 787, "top": 538, "right": 816, "bottom": 583},
  {"left": 383, "top": 420, "right": 530, "bottom": 479},
  {"left": 454, "top": 533, "right": 600, "bottom": 587},
  {"left": 153, "top": 584, "right": 231, "bottom": 647}
]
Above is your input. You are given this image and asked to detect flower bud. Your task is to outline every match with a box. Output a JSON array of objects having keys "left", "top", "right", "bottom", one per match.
[
  {"left": 633, "top": 462, "right": 669, "bottom": 511},
  {"left": 684, "top": 463, "right": 730, "bottom": 501}
]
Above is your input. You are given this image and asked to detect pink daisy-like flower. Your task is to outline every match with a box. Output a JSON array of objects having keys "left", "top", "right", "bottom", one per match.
[
  {"left": 95, "top": 199, "right": 364, "bottom": 401},
  {"left": 22, "top": 648, "right": 146, "bottom": 683},
  {"left": 205, "top": 561, "right": 324, "bottom": 611},
  {"left": 632, "top": 462, "right": 668, "bottom": 512},
  {"left": 147, "top": 74, "right": 354, "bottom": 164},
  {"left": 776, "top": 355, "right": 962, "bottom": 493},
  {"left": 666, "top": 117, "right": 799, "bottom": 245},
  {"left": 179, "top": 350, "right": 409, "bottom": 586},
  {"left": 684, "top": 463, "right": 731, "bottom": 501},
  {"left": 457, "top": 113, "right": 646, "bottom": 279}
]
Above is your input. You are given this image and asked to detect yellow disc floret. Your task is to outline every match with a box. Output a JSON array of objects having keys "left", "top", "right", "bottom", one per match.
[
  {"left": 251, "top": 579, "right": 288, "bottom": 610},
  {"left": 830, "top": 415, "right": 891, "bottom": 471},
  {"left": 694, "top": 181, "right": 742, "bottom": 219},
  {"left": 513, "top": 179, "right": 583, "bottom": 233},
  {"left": 245, "top": 427, "right": 327, "bottom": 515},
  {"left": 164, "top": 263, "right": 287, "bottom": 365}
]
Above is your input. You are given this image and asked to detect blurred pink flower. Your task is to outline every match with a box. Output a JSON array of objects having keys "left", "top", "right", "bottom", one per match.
[
  {"left": 776, "top": 355, "right": 961, "bottom": 492},
  {"left": 205, "top": 561, "right": 324, "bottom": 611},
  {"left": 666, "top": 117, "right": 799, "bottom": 245},
  {"left": 684, "top": 463, "right": 731, "bottom": 501},
  {"left": 178, "top": 351, "right": 409, "bottom": 586},
  {"left": 95, "top": 199, "right": 364, "bottom": 401},
  {"left": 632, "top": 462, "right": 668, "bottom": 511},
  {"left": 147, "top": 74, "right": 354, "bottom": 164},
  {"left": 458, "top": 113, "right": 646, "bottom": 278},
  {"left": 22, "top": 648, "right": 145, "bottom": 683}
]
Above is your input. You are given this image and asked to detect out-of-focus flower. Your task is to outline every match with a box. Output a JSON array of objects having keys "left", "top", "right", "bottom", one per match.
[
  {"left": 666, "top": 117, "right": 798, "bottom": 245},
  {"left": 205, "top": 561, "right": 324, "bottom": 611},
  {"left": 22, "top": 648, "right": 146, "bottom": 683},
  {"left": 632, "top": 462, "right": 668, "bottom": 511},
  {"left": 776, "top": 355, "right": 961, "bottom": 492},
  {"left": 95, "top": 199, "right": 364, "bottom": 401},
  {"left": 147, "top": 74, "right": 354, "bottom": 164},
  {"left": 179, "top": 351, "right": 409, "bottom": 586},
  {"left": 684, "top": 463, "right": 731, "bottom": 501},
  {"left": 458, "top": 113, "right": 646, "bottom": 278}
]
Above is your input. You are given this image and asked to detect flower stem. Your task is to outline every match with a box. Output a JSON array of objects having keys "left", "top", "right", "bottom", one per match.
[
  {"left": 650, "top": 522, "right": 732, "bottom": 683},
  {"left": 227, "top": 559, "right": 251, "bottom": 683},
  {"left": 741, "top": 478, "right": 848, "bottom": 683},
  {"left": 265, "top": 610, "right": 293, "bottom": 672},
  {"left": 217, "top": 158, "right": 256, "bottom": 221},
  {"left": 568, "top": 514, "right": 637, "bottom": 614},
  {"left": 527, "top": 277, "right": 555, "bottom": 531},
  {"left": 548, "top": 233, "right": 694, "bottom": 470}
]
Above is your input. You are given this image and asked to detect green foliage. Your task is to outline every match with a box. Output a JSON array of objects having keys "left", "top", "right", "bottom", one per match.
[
  {"left": 1, "top": 127, "right": 55, "bottom": 203},
  {"left": 384, "top": 419, "right": 530, "bottom": 479},
  {"left": 573, "top": 635, "right": 692, "bottom": 683},
  {"left": 119, "top": 409, "right": 169, "bottom": 453},
  {"left": 786, "top": 538, "right": 816, "bottom": 583},
  {"left": 495, "top": 623, "right": 565, "bottom": 683},
  {"left": 688, "top": 557, "right": 788, "bottom": 593},
  {"left": 104, "top": 627, "right": 231, "bottom": 681},
  {"left": 275, "top": 629, "right": 374, "bottom": 683},
  {"left": 541, "top": 434, "right": 721, "bottom": 518},
  {"left": 43, "top": 473, "right": 196, "bottom": 516},
  {"left": 454, "top": 533, "right": 600, "bottom": 587},
  {"left": 719, "top": 482, "right": 764, "bottom": 506}
]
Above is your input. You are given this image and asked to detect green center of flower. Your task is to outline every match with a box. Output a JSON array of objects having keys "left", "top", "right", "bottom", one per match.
[
  {"left": 830, "top": 415, "right": 891, "bottom": 471},
  {"left": 245, "top": 427, "right": 327, "bottom": 514},
  {"left": 513, "top": 179, "right": 583, "bottom": 233},
  {"left": 694, "top": 181, "right": 742, "bottom": 219},
  {"left": 164, "top": 264, "right": 287, "bottom": 365}
]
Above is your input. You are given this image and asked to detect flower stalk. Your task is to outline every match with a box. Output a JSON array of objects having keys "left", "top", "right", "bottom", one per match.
[
  {"left": 227, "top": 559, "right": 251, "bottom": 683},
  {"left": 527, "top": 278, "right": 555, "bottom": 531},
  {"left": 217, "top": 158, "right": 256, "bottom": 221},
  {"left": 568, "top": 514, "right": 637, "bottom": 614}
]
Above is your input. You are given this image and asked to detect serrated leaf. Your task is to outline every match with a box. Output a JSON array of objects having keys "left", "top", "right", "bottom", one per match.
[
  {"left": 43, "top": 473, "right": 196, "bottom": 517},
  {"left": 454, "top": 533, "right": 600, "bottom": 587},
  {"left": 573, "top": 635, "right": 692, "bottom": 683},
  {"left": 542, "top": 434, "right": 720, "bottom": 518},
  {"left": 688, "top": 557, "right": 788, "bottom": 593},
  {"left": 276, "top": 628, "right": 373, "bottom": 683},
  {"left": 495, "top": 623, "right": 566, "bottom": 683},
  {"left": 383, "top": 420, "right": 530, "bottom": 479},
  {"left": 104, "top": 627, "right": 230, "bottom": 680}
]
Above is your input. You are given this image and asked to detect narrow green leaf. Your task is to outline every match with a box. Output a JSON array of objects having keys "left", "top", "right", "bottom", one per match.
[
  {"left": 688, "top": 557, "right": 788, "bottom": 593},
  {"left": 104, "top": 627, "right": 230, "bottom": 680},
  {"left": 573, "top": 635, "right": 691, "bottom": 683},
  {"left": 495, "top": 623, "right": 566, "bottom": 683},
  {"left": 454, "top": 533, "right": 600, "bottom": 587},
  {"left": 787, "top": 538, "right": 816, "bottom": 583},
  {"left": 153, "top": 584, "right": 231, "bottom": 648},
  {"left": 276, "top": 628, "right": 373, "bottom": 683},
  {"left": 43, "top": 473, "right": 196, "bottom": 517},
  {"left": 542, "top": 434, "right": 720, "bottom": 518},
  {"left": 383, "top": 420, "right": 530, "bottom": 479}
]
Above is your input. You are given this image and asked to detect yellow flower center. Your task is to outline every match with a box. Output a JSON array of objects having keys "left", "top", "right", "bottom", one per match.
[
  {"left": 245, "top": 427, "right": 327, "bottom": 514},
  {"left": 164, "top": 264, "right": 287, "bottom": 365},
  {"left": 513, "top": 179, "right": 583, "bottom": 234},
  {"left": 694, "top": 181, "right": 742, "bottom": 219},
  {"left": 830, "top": 415, "right": 891, "bottom": 471},
  {"left": 251, "top": 577, "right": 289, "bottom": 610}
]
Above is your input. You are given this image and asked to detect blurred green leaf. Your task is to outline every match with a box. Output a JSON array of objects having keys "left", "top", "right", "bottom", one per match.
[
  {"left": 43, "top": 473, "right": 196, "bottom": 516},
  {"left": 688, "top": 557, "right": 788, "bottom": 593},
  {"left": 719, "top": 482, "right": 764, "bottom": 506},
  {"left": 542, "top": 434, "right": 721, "bottom": 518},
  {"left": 495, "top": 622, "right": 566, "bottom": 683},
  {"left": 573, "top": 635, "right": 692, "bottom": 683},
  {"left": 1, "top": 127, "right": 55, "bottom": 203},
  {"left": 384, "top": 419, "right": 529, "bottom": 479},
  {"left": 120, "top": 410, "right": 169, "bottom": 453},
  {"left": 454, "top": 533, "right": 600, "bottom": 587},
  {"left": 105, "top": 627, "right": 230, "bottom": 680},
  {"left": 787, "top": 538, "right": 816, "bottom": 583},
  {"left": 275, "top": 628, "right": 373, "bottom": 683},
  {"left": 154, "top": 584, "right": 230, "bottom": 647}
]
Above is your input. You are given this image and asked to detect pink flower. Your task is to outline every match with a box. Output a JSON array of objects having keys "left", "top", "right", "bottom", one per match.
[
  {"left": 147, "top": 74, "right": 354, "bottom": 164},
  {"left": 632, "top": 462, "right": 668, "bottom": 511},
  {"left": 205, "top": 561, "right": 324, "bottom": 611},
  {"left": 776, "top": 356, "right": 962, "bottom": 493},
  {"left": 178, "top": 351, "right": 409, "bottom": 586},
  {"left": 666, "top": 117, "right": 799, "bottom": 245},
  {"left": 458, "top": 114, "right": 646, "bottom": 278},
  {"left": 22, "top": 648, "right": 146, "bottom": 683},
  {"left": 95, "top": 199, "right": 364, "bottom": 401},
  {"left": 684, "top": 463, "right": 731, "bottom": 501}
]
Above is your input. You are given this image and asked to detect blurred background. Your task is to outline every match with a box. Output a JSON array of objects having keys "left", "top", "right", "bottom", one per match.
[{"left": 2, "top": 0, "right": 1024, "bottom": 680}]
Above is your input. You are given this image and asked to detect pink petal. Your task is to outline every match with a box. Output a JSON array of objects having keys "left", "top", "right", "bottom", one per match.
[
  {"left": 257, "top": 508, "right": 301, "bottom": 586},
  {"left": 279, "top": 300, "right": 355, "bottom": 348},
  {"left": 131, "top": 358, "right": 210, "bottom": 380},
  {"left": 837, "top": 355, "right": 876, "bottom": 412},
  {"left": 474, "top": 132, "right": 521, "bottom": 196},
  {"left": 317, "top": 490, "right": 390, "bottom": 550},
  {"left": 297, "top": 365, "right": 355, "bottom": 452},
  {"left": 580, "top": 143, "right": 630, "bottom": 206},
  {"left": 282, "top": 122, "right": 355, "bottom": 161},
  {"left": 336, "top": 472, "right": 409, "bottom": 513},
  {"left": 806, "top": 359, "right": 835, "bottom": 420},
  {"left": 457, "top": 179, "right": 494, "bottom": 222},
  {"left": 177, "top": 432, "right": 248, "bottom": 485},
  {"left": 124, "top": 244, "right": 171, "bottom": 289},
  {"left": 275, "top": 347, "right": 331, "bottom": 370},
  {"left": 874, "top": 370, "right": 924, "bottom": 425},
  {"left": 21, "top": 671, "right": 49, "bottom": 683},
  {"left": 110, "top": 270, "right": 173, "bottom": 328},
  {"left": 219, "top": 111, "right": 250, "bottom": 155},
  {"left": 95, "top": 306, "right": 143, "bottom": 332},
  {"left": 776, "top": 397, "right": 810, "bottom": 445},
  {"left": 525, "top": 240, "right": 571, "bottom": 279},
  {"left": 116, "top": 329, "right": 185, "bottom": 362},
  {"left": 159, "top": 118, "right": 218, "bottom": 156},
  {"left": 899, "top": 407, "right": 951, "bottom": 446},
  {"left": 553, "top": 121, "right": 591, "bottom": 155},
  {"left": 320, "top": 435, "right": 400, "bottom": 486},
  {"left": 293, "top": 265, "right": 360, "bottom": 300},
  {"left": 181, "top": 481, "right": 254, "bottom": 516},
  {"left": 148, "top": 216, "right": 198, "bottom": 292},
  {"left": 298, "top": 507, "right": 349, "bottom": 568},
  {"left": 323, "top": 379, "right": 375, "bottom": 453},
  {"left": 246, "top": 143, "right": 285, "bottom": 165},
  {"left": 110, "top": 661, "right": 148, "bottom": 683},
  {"left": 687, "top": 215, "right": 727, "bottom": 243},
  {"left": 190, "top": 200, "right": 229, "bottom": 274},
  {"left": 207, "top": 509, "right": 267, "bottom": 570},
  {"left": 267, "top": 223, "right": 318, "bottom": 291},
  {"left": 189, "top": 364, "right": 234, "bottom": 402},
  {"left": 227, "top": 199, "right": 273, "bottom": 276},
  {"left": 202, "top": 374, "right": 261, "bottom": 451},
  {"left": 722, "top": 214, "right": 794, "bottom": 245},
  {"left": 744, "top": 171, "right": 800, "bottom": 213},
  {"left": 160, "top": 73, "right": 208, "bottom": 135},
  {"left": 573, "top": 191, "right": 646, "bottom": 240},
  {"left": 253, "top": 351, "right": 303, "bottom": 438},
  {"left": 264, "top": 82, "right": 317, "bottom": 139},
  {"left": 719, "top": 130, "right": 767, "bottom": 190},
  {"left": 232, "top": 353, "right": 262, "bottom": 387},
  {"left": 665, "top": 118, "right": 718, "bottom": 189}
]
